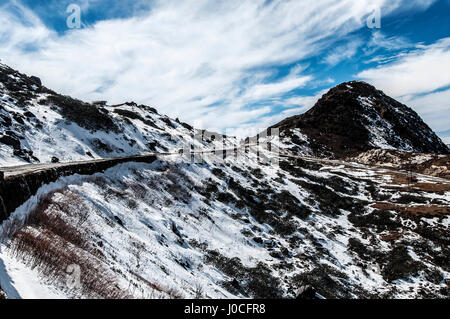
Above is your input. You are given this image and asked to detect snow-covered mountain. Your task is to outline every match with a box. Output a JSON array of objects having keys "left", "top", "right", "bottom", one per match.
[
  {"left": 0, "top": 63, "right": 236, "bottom": 166},
  {"left": 270, "top": 81, "right": 449, "bottom": 158},
  {"left": 0, "top": 65, "right": 449, "bottom": 299}
]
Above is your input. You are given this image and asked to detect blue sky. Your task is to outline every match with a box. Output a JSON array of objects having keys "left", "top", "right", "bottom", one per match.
[{"left": 0, "top": 0, "right": 449, "bottom": 140}]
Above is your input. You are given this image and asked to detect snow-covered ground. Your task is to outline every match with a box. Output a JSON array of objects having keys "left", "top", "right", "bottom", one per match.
[
  {"left": 1, "top": 64, "right": 449, "bottom": 299},
  {"left": 1, "top": 148, "right": 448, "bottom": 299},
  {"left": 0, "top": 64, "right": 239, "bottom": 167}
]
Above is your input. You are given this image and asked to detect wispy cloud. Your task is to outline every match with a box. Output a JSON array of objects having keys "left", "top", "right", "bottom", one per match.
[
  {"left": 357, "top": 37, "right": 450, "bottom": 97},
  {"left": 0, "top": 0, "right": 441, "bottom": 132},
  {"left": 323, "top": 39, "right": 363, "bottom": 66},
  {"left": 283, "top": 89, "right": 329, "bottom": 112},
  {"left": 357, "top": 37, "right": 450, "bottom": 131},
  {"left": 402, "top": 88, "right": 450, "bottom": 131},
  {"left": 367, "top": 31, "right": 413, "bottom": 51},
  {"left": 239, "top": 75, "right": 312, "bottom": 102}
]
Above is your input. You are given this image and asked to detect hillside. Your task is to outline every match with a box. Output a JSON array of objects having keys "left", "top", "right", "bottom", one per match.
[
  {"left": 350, "top": 149, "right": 450, "bottom": 180},
  {"left": 0, "top": 63, "right": 235, "bottom": 166},
  {"left": 0, "top": 65, "right": 449, "bottom": 299},
  {"left": 271, "top": 81, "right": 449, "bottom": 158}
]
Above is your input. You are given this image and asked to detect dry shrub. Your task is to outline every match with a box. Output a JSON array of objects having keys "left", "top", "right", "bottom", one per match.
[
  {"left": 194, "top": 282, "right": 204, "bottom": 299},
  {"left": 1, "top": 189, "right": 62, "bottom": 241},
  {"left": 85, "top": 175, "right": 108, "bottom": 188},
  {"left": 26, "top": 204, "right": 87, "bottom": 249},
  {"left": 27, "top": 189, "right": 91, "bottom": 227},
  {"left": 103, "top": 185, "right": 127, "bottom": 202},
  {"left": 130, "top": 271, "right": 183, "bottom": 299},
  {"left": 8, "top": 188, "right": 131, "bottom": 299},
  {"left": 129, "top": 182, "right": 148, "bottom": 201},
  {"left": 131, "top": 164, "right": 194, "bottom": 206},
  {"left": 162, "top": 166, "right": 193, "bottom": 203},
  {"left": 100, "top": 180, "right": 146, "bottom": 210},
  {"left": 164, "top": 164, "right": 193, "bottom": 185},
  {"left": 0, "top": 216, "right": 26, "bottom": 241},
  {"left": 11, "top": 227, "right": 130, "bottom": 299}
]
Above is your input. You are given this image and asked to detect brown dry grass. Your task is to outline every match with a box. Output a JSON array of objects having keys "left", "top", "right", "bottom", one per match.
[
  {"left": 130, "top": 271, "right": 183, "bottom": 299},
  {"left": 378, "top": 171, "right": 450, "bottom": 194},
  {"left": 372, "top": 202, "right": 450, "bottom": 219},
  {"left": 9, "top": 188, "right": 131, "bottom": 299},
  {"left": 380, "top": 231, "right": 403, "bottom": 242}
]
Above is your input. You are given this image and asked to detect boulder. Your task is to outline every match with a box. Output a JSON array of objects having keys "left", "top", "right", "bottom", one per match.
[
  {"left": 29, "top": 75, "right": 42, "bottom": 87},
  {"left": 114, "top": 215, "right": 124, "bottom": 227},
  {"left": 0, "top": 135, "right": 21, "bottom": 150},
  {"left": 92, "top": 101, "right": 107, "bottom": 107},
  {"left": 0, "top": 288, "right": 7, "bottom": 299},
  {"left": 231, "top": 278, "right": 241, "bottom": 289},
  {"left": 296, "top": 285, "right": 316, "bottom": 299}
]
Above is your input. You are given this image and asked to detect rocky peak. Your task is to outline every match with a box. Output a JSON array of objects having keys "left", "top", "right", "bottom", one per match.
[{"left": 272, "top": 81, "right": 449, "bottom": 158}]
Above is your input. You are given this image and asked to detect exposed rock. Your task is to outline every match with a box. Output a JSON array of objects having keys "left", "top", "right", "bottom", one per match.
[
  {"left": 45, "top": 94, "right": 119, "bottom": 132},
  {"left": 29, "top": 75, "right": 42, "bottom": 87},
  {"left": 271, "top": 81, "right": 449, "bottom": 158},
  {"left": 114, "top": 215, "right": 124, "bottom": 227},
  {"left": 350, "top": 149, "right": 450, "bottom": 180},
  {"left": 0, "top": 286, "right": 7, "bottom": 299},
  {"left": 381, "top": 245, "right": 423, "bottom": 282},
  {"left": 92, "top": 100, "right": 107, "bottom": 107},
  {"left": 0, "top": 135, "right": 21, "bottom": 150},
  {"left": 296, "top": 285, "right": 316, "bottom": 299}
]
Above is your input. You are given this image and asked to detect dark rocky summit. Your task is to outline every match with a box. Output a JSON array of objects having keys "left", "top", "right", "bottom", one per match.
[{"left": 271, "top": 81, "right": 449, "bottom": 158}]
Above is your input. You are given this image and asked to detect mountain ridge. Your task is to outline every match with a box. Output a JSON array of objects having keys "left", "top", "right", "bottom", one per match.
[
  {"left": 0, "top": 63, "right": 449, "bottom": 300},
  {"left": 0, "top": 63, "right": 239, "bottom": 166},
  {"left": 1, "top": 63, "right": 447, "bottom": 166},
  {"left": 271, "top": 81, "right": 449, "bottom": 158}
]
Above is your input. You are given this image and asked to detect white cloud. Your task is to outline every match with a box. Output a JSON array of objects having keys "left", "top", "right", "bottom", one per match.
[
  {"left": 366, "top": 31, "right": 413, "bottom": 52},
  {"left": 225, "top": 88, "right": 331, "bottom": 138},
  {"left": 357, "top": 37, "right": 450, "bottom": 132},
  {"left": 323, "top": 39, "right": 362, "bottom": 66},
  {"left": 283, "top": 89, "right": 329, "bottom": 111},
  {"left": 0, "top": 0, "right": 439, "bottom": 131},
  {"left": 357, "top": 38, "right": 450, "bottom": 97},
  {"left": 401, "top": 88, "right": 450, "bottom": 132},
  {"left": 240, "top": 75, "right": 312, "bottom": 102}
]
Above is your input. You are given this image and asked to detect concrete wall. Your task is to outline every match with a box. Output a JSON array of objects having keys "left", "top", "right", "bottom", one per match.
[{"left": 0, "top": 155, "right": 157, "bottom": 224}]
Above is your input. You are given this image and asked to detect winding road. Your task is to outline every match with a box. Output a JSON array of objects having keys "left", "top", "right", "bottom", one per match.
[{"left": 1, "top": 143, "right": 448, "bottom": 184}]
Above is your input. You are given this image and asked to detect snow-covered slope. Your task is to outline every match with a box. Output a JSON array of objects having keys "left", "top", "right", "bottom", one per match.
[
  {"left": 1, "top": 149, "right": 449, "bottom": 299},
  {"left": 271, "top": 81, "right": 449, "bottom": 158},
  {"left": 0, "top": 63, "right": 236, "bottom": 167},
  {"left": 0, "top": 64, "right": 449, "bottom": 299},
  {"left": 350, "top": 149, "right": 450, "bottom": 180}
]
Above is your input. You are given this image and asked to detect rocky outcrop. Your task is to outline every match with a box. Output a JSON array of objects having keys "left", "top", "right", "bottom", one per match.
[
  {"left": 0, "top": 154, "right": 157, "bottom": 224},
  {"left": 350, "top": 149, "right": 450, "bottom": 180},
  {"left": 271, "top": 81, "right": 449, "bottom": 158},
  {"left": 296, "top": 285, "right": 317, "bottom": 299},
  {"left": 0, "top": 286, "right": 7, "bottom": 299}
]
